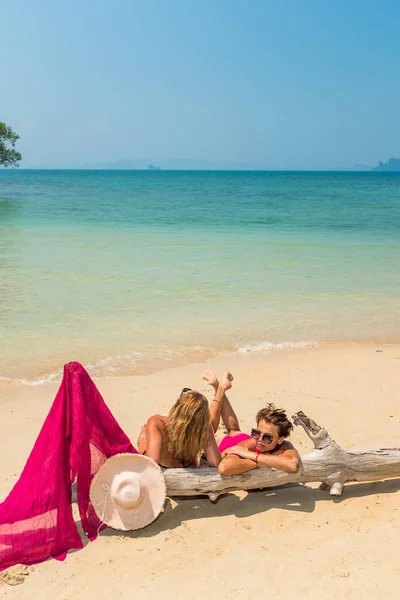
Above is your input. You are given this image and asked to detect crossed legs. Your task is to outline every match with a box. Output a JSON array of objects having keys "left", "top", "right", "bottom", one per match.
[{"left": 137, "top": 368, "right": 242, "bottom": 454}]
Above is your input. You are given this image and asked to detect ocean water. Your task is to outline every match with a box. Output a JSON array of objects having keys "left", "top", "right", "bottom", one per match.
[{"left": 0, "top": 170, "right": 399, "bottom": 383}]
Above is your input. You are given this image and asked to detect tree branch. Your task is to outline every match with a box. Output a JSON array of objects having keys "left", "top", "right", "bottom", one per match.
[{"left": 162, "top": 412, "right": 400, "bottom": 500}]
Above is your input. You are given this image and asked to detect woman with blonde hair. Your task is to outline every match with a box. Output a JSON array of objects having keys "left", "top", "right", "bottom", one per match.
[{"left": 137, "top": 388, "right": 222, "bottom": 468}]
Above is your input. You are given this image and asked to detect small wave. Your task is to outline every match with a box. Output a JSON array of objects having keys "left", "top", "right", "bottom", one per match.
[
  {"left": 236, "top": 340, "right": 317, "bottom": 353},
  {"left": 0, "top": 347, "right": 215, "bottom": 385},
  {"left": 0, "top": 355, "right": 143, "bottom": 385},
  {"left": 0, "top": 342, "right": 316, "bottom": 385},
  {"left": 0, "top": 370, "right": 63, "bottom": 386},
  {"left": 85, "top": 353, "right": 144, "bottom": 376}
]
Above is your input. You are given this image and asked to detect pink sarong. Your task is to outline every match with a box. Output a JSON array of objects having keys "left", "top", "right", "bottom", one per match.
[
  {"left": 0, "top": 362, "right": 136, "bottom": 571},
  {"left": 218, "top": 432, "right": 252, "bottom": 453}
]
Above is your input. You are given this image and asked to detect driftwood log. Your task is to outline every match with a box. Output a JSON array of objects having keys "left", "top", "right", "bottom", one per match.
[{"left": 163, "top": 412, "right": 400, "bottom": 501}]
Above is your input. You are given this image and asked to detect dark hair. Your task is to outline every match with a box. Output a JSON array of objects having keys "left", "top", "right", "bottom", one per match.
[{"left": 256, "top": 403, "right": 293, "bottom": 437}]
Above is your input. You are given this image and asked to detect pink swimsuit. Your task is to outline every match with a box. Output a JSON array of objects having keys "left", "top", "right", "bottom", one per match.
[
  {"left": 219, "top": 433, "right": 286, "bottom": 455},
  {"left": 218, "top": 432, "right": 252, "bottom": 453}
]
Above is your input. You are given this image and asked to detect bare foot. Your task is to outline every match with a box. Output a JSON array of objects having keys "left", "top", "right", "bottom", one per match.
[
  {"left": 219, "top": 371, "right": 234, "bottom": 391},
  {"left": 202, "top": 369, "right": 219, "bottom": 389}
]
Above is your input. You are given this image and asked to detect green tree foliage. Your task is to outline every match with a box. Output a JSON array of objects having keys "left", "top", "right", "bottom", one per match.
[{"left": 0, "top": 122, "right": 22, "bottom": 167}]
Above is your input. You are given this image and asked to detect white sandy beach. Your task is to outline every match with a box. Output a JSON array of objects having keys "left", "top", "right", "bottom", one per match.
[{"left": 1, "top": 343, "right": 399, "bottom": 599}]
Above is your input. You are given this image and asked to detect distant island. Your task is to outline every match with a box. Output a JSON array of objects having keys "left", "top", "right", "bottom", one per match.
[
  {"left": 20, "top": 156, "right": 400, "bottom": 171},
  {"left": 373, "top": 158, "right": 400, "bottom": 172},
  {"left": 331, "top": 164, "right": 372, "bottom": 171}
]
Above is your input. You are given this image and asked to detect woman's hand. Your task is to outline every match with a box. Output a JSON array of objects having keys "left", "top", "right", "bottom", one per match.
[{"left": 223, "top": 445, "right": 255, "bottom": 460}]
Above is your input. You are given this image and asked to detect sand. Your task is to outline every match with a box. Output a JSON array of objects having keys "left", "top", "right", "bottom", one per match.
[{"left": 0, "top": 343, "right": 399, "bottom": 599}]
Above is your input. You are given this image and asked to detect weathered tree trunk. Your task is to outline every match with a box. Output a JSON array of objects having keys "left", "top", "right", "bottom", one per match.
[{"left": 163, "top": 412, "right": 400, "bottom": 501}]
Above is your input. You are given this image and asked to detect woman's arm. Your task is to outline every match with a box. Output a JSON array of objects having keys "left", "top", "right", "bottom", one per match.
[
  {"left": 204, "top": 423, "right": 221, "bottom": 467},
  {"left": 218, "top": 445, "right": 300, "bottom": 475},
  {"left": 218, "top": 454, "right": 257, "bottom": 476},
  {"left": 143, "top": 416, "right": 164, "bottom": 464},
  {"left": 255, "top": 448, "right": 299, "bottom": 473}
]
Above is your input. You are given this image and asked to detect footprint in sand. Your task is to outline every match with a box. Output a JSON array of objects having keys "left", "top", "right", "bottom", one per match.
[{"left": 0, "top": 565, "right": 33, "bottom": 586}]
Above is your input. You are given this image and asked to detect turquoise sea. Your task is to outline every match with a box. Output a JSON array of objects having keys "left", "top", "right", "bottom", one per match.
[{"left": 1, "top": 170, "right": 399, "bottom": 383}]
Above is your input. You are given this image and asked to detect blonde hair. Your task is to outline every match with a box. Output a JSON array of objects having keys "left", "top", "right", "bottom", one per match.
[{"left": 166, "top": 391, "right": 210, "bottom": 466}]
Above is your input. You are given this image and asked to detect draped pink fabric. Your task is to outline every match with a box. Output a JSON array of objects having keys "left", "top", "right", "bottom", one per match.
[{"left": 0, "top": 361, "right": 137, "bottom": 571}]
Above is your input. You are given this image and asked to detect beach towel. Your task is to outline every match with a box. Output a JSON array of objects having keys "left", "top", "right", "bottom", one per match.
[{"left": 0, "top": 361, "right": 137, "bottom": 571}]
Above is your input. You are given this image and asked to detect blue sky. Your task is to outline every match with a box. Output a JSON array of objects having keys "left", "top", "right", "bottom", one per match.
[{"left": 2, "top": 0, "right": 400, "bottom": 169}]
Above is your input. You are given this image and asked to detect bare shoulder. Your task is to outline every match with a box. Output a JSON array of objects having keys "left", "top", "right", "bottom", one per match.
[
  {"left": 147, "top": 414, "right": 168, "bottom": 430},
  {"left": 282, "top": 440, "right": 299, "bottom": 454}
]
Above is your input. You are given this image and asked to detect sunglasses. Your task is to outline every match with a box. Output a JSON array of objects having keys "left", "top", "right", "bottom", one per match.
[
  {"left": 180, "top": 387, "right": 192, "bottom": 395},
  {"left": 251, "top": 428, "right": 275, "bottom": 444}
]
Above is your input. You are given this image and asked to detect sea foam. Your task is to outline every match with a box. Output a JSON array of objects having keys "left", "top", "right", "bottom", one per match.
[{"left": 236, "top": 340, "right": 317, "bottom": 353}]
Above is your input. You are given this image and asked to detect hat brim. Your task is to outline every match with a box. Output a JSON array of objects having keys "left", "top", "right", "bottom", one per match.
[{"left": 90, "top": 453, "right": 167, "bottom": 531}]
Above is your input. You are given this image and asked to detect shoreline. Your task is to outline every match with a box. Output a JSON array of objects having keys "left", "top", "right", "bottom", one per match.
[{"left": 1, "top": 337, "right": 399, "bottom": 387}]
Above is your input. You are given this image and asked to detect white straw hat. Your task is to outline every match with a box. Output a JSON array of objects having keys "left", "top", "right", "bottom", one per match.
[{"left": 90, "top": 453, "right": 167, "bottom": 531}]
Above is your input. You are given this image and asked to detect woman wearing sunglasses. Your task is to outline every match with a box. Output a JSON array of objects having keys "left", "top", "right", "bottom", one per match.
[{"left": 202, "top": 369, "right": 300, "bottom": 476}]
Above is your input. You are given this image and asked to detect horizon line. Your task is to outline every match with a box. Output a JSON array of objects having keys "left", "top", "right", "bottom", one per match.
[{"left": 2, "top": 167, "right": 387, "bottom": 173}]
